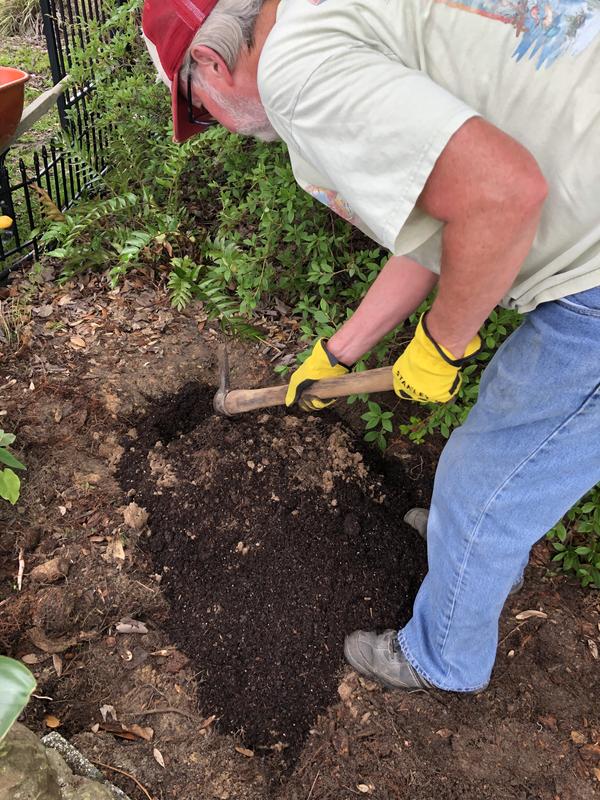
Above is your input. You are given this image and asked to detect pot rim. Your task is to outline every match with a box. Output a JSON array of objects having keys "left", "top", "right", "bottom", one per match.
[{"left": 0, "top": 67, "right": 31, "bottom": 89}]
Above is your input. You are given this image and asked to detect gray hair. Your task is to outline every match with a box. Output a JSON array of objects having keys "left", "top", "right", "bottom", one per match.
[{"left": 180, "top": 0, "right": 264, "bottom": 88}]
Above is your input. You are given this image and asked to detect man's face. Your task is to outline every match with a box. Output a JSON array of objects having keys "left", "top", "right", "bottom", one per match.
[{"left": 191, "top": 80, "right": 279, "bottom": 142}]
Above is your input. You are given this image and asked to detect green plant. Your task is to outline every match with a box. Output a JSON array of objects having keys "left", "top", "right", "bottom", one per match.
[
  {"left": 547, "top": 488, "right": 600, "bottom": 588},
  {"left": 0, "top": 296, "right": 30, "bottom": 351},
  {"left": 167, "top": 255, "right": 261, "bottom": 337},
  {"left": 0, "top": 430, "right": 26, "bottom": 505},
  {"left": 0, "top": 0, "right": 41, "bottom": 37},
  {"left": 35, "top": 0, "right": 191, "bottom": 272},
  {"left": 0, "top": 657, "right": 36, "bottom": 744},
  {"left": 361, "top": 401, "right": 394, "bottom": 452}
]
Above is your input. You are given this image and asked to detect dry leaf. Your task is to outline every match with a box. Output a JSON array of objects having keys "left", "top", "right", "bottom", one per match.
[
  {"left": 104, "top": 536, "right": 125, "bottom": 562},
  {"left": 27, "top": 627, "right": 79, "bottom": 654},
  {"left": 99, "top": 721, "right": 153, "bottom": 741},
  {"left": 69, "top": 336, "right": 86, "bottom": 349},
  {"left": 91, "top": 723, "right": 100, "bottom": 733},
  {"left": 98, "top": 722, "right": 137, "bottom": 740},
  {"left": 570, "top": 730, "right": 587, "bottom": 745},
  {"left": 515, "top": 609, "right": 548, "bottom": 621},
  {"left": 22, "top": 654, "right": 40, "bottom": 665},
  {"left": 200, "top": 714, "right": 217, "bottom": 730},
  {"left": 593, "top": 767, "right": 600, "bottom": 782},
  {"left": 52, "top": 654, "right": 63, "bottom": 677},
  {"left": 235, "top": 746, "right": 254, "bottom": 758},
  {"left": 587, "top": 639, "right": 599, "bottom": 660},
  {"left": 357, "top": 784, "right": 374, "bottom": 794},
  {"left": 36, "top": 304, "right": 54, "bottom": 318},
  {"left": 30, "top": 556, "right": 70, "bottom": 584},
  {"left": 100, "top": 704, "right": 117, "bottom": 722},
  {"left": 153, "top": 747, "right": 165, "bottom": 768},
  {"left": 32, "top": 183, "right": 65, "bottom": 221},
  {"left": 44, "top": 715, "right": 61, "bottom": 729},
  {"left": 127, "top": 724, "right": 154, "bottom": 741},
  {"left": 116, "top": 617, "right": 149, "bottom": 635},
  {"left": 580, "top": 743, "right": 600, "bottom": 762}
]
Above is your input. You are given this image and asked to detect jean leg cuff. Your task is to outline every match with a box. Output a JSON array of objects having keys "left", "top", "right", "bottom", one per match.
[{"left": 396, "top": 628, "right": 489, "bottom": 694}]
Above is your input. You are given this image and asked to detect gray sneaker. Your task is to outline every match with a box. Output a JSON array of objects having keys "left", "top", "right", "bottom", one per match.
[
  {"left": 403, "top": 507, "right": 524, "bottom": 596},
  {"left": 344, "top": 629, "right": 431, "bottom": 691}
]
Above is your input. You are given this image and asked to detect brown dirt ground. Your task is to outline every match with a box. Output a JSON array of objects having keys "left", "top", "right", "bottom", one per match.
[{"left": 1, "top": 267, "right": 599, "bottom": 800}]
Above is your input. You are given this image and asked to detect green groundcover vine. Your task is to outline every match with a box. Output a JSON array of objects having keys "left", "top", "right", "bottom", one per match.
[{"left": 34, "top": 0, "right": 599, "bottom": 587}]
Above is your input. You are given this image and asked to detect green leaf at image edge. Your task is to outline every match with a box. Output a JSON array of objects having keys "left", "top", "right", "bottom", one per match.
[
  {"left": 0, "top": 468, "right": 20, "bottom": 504},
  {"left": 0, "top": 447, "right": 26, "bottom": 470},
  {"left": 0, "top": 657, "right": 36, "bottom": 742}
]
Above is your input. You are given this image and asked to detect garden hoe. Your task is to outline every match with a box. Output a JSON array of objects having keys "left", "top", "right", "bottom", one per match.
[{"left": 213, "top": 346, "right": 394, "bottom": 416}]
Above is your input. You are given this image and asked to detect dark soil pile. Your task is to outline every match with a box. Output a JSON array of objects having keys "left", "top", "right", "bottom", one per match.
[{"left": 117, "top": 384, "right": 427, "bottom": 758}]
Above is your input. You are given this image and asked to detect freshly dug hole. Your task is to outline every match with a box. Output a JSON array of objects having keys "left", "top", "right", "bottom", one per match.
[{"left": 117, "top": 384, "right": 427, "bottom": 759}]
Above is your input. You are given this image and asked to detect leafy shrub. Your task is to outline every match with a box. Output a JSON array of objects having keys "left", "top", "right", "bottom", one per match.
[{"left": 547, "top": 488, "right": 600, "bottom": 588}]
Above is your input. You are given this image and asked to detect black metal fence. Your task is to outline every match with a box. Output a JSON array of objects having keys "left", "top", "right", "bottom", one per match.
[{"left": 0, "top": 0, "right": 109, "bottom": 273}]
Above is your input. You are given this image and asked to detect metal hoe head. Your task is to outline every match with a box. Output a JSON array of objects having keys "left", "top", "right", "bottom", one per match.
[{"left": 213, "top": 345, "right": 232, "bottom": 416}]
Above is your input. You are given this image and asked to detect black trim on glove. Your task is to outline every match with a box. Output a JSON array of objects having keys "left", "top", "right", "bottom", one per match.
[
  {"left": 421, "top": 315, "right": 482, "bottom": 367},
  {"left": 322, "top": 340, "right": 352, "bottom": 370}
]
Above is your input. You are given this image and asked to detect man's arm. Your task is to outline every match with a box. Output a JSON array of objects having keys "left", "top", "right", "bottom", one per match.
[
  {"left": 327, "top": 256, "right": 438, "bottom": 365},
  {"left": 325, "top": 118, "right": 546, "bottom": 366},
  {"left": 417, "top": 117, "right": 547, "bottom": 357}
]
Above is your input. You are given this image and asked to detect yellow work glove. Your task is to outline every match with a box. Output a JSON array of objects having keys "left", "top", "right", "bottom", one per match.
[
  {"left": 285, "top": 338, "right": 350, "bottom": 411},
  {"left": 393, "top": 314, "right": 481, "bottom": 404}
]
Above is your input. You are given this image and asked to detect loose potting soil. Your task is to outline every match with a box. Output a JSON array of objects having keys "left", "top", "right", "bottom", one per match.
[{"left": 117, "top": 384, "right": 427, "bottom": 759}]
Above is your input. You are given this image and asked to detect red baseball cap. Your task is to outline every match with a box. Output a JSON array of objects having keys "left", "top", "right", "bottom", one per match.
[{"left": 142, "top": 0, "right": 219, "bottom": 142}]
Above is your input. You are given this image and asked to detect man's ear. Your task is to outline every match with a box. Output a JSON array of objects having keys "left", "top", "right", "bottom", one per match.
[{"left": 190, "top": 45, "right": 234, "bottom": 87}]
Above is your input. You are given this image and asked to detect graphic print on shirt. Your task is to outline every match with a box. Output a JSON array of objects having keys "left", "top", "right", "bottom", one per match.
[
  {"left": 305, "top": 185, "right": 359, "bottom": 224},
  {"left": 434, "top": 0, "right": 600, "bottom": 68}
]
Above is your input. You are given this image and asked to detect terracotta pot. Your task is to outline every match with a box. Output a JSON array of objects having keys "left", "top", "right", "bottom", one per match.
[{"left": 0, "top": 67, "right": 30, "bottom": 151}]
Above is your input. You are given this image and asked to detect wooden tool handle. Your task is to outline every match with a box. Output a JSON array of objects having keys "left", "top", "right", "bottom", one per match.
[{"left": 222, "top": 367, "right": 394, "bottom": 415}]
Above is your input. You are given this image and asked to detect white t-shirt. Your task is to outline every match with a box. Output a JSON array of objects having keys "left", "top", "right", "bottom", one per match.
[{"left": 257, "top": 0, "right": 600, "bottom": 312}]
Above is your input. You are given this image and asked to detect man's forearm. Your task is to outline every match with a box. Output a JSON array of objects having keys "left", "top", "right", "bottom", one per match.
[
  {"left": 425, "top": 203, "right": 543, "bottom": 357},
  {"left": 416, "top": 117, "right": 548, "bottom": 358},
  {"left": 327, "top": 255, "right": 438, "bottom": 365}
]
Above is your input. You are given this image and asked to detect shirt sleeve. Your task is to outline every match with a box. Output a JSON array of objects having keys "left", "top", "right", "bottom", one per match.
[{"left": 268, "top": 44, "right": 479, "bottom": 255}]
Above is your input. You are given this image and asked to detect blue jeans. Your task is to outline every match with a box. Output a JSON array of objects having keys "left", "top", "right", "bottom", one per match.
[{"left": 398, "top": 285, "right": 600, "bottom": 692}]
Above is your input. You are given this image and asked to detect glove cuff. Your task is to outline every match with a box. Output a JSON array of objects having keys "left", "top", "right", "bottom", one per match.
[
  {"left": 420, "top": 315, "right": 482, "bottom": 367},
  {"left": 319, "top": 339, "right": 351, "bottom": 371}
]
